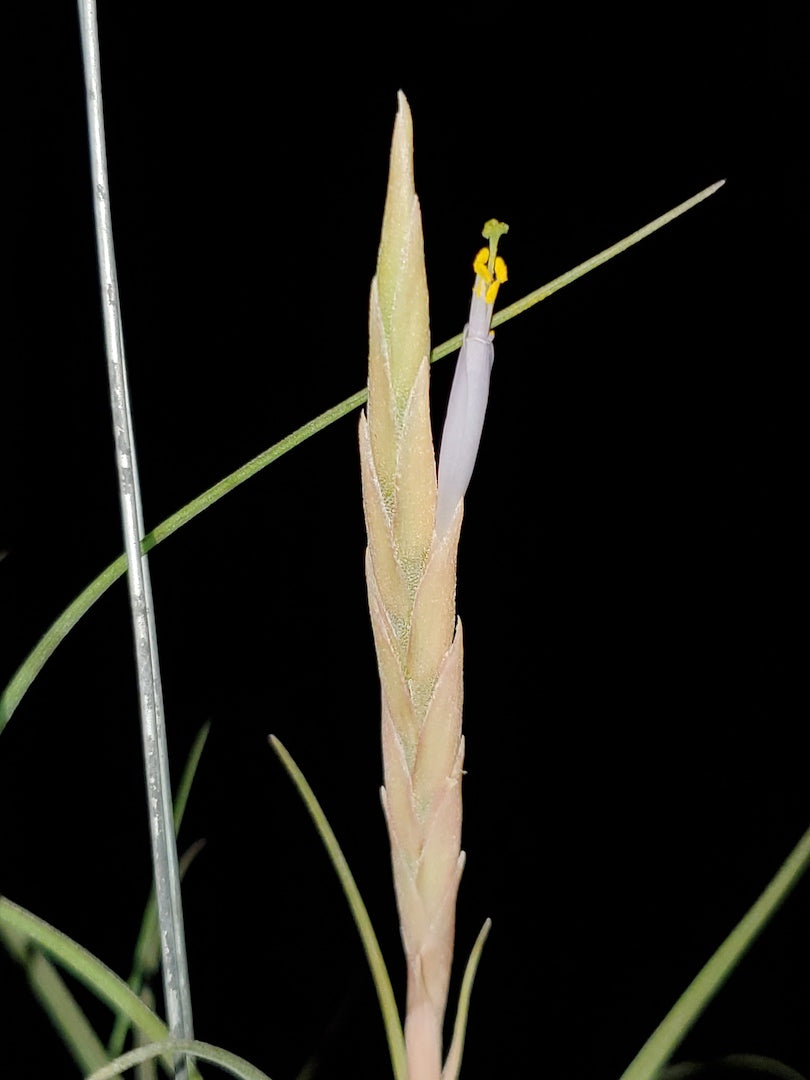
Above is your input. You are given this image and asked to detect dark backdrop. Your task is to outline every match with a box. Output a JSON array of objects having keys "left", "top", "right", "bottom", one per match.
[{"left": 3, "top": 5, "right": 806, "bottom": 1079}]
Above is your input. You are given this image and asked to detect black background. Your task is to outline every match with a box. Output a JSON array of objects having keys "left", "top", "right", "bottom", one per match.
[{"left": 2, "top": 5, "right": 806, "bottom": 1079}]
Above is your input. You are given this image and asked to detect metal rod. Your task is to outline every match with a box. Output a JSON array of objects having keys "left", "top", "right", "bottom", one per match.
[{"left": 76, "top": 3, "right": 194, "bottom": 1074}]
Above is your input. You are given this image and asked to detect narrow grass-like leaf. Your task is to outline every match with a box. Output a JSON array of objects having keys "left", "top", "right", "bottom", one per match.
[
  {"left": 0, "top": 181, "right": 725, "bottom": 737},
  {"left": 0, "top": 922, "right": 111, "bottom": 1075},
  {"left": 618, "top": 820, "right": 810, "bottom": 1080},
  {"left": 0, "top": 896, "right": 187, "bottom": 1075},
  {"left": 268, "top": 736, "right": 408, "bottom": 1080},
  {"left": 135, "top": 984, "right": 159, "bottom": 1080},
  {"left": 431, "top": 181, "right": 725, "bottom": 363},
  {"left": 108, "top": 839, "right": 206, "bottom": 1059},
  {"left": 0, "top": 392, "right": 364, "bottom": 736},
  {"left": 490, "top": 179, "right": 725, "bottom": 332},
  {"left": 172, "top": 724, "right": 211, "bottom": 831},
  {"left": 0, "top": 726, "right": 209, "bottom": 1072},
  {"left": 441, "top": 918, "right": 491, "bottom": 1080},
  {"left": 86, "top": 1039, "right": 271, "bottom": 1080},
  {"left": 109, "top": 722, "right": 210, "bottom": 1056}
]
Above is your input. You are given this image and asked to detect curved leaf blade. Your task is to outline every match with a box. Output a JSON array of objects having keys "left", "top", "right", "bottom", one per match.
[
  {"left": 85, "top": 1039, "right": 271, "bottom": 1080},
  {"left": 441, "top": 918, "right": 491, "bottom": 1080},
  {"left": 268, "top": 736, "right": 407, "bottom": 1080},
  {"left": 0, "top": 921, "right": 110, "bottom": 1075},
  {"left": 0, "top": 180, "right": 724, "bottom": 735},
  {"left": 619, "top": 821, "right": 810, "bottom": 1080},
  {"left": 0, "top": 897, "right": 172, "bottom": 1063}
]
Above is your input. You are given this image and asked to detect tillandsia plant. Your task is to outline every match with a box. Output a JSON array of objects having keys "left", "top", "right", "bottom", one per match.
[
  {"left": 359, "top": 92, "right": 507, "bottom": 1079},
  {"left": 7, "top": 40, "right": 807, "bottom": 1080}
]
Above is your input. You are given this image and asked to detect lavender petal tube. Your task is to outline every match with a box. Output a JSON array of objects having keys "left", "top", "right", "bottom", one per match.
[{"left": 435, "top": 315, "right": 495, "bottom": 540}]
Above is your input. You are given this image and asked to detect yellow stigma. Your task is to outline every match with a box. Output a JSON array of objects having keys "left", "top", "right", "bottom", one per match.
[{"left": 482, "top": 219, "right": 509, "bottom": 273}]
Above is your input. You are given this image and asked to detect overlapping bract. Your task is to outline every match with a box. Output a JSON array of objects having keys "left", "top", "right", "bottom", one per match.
[{"left": 360, "top": 92, "right": 466, "bottom": 1080}]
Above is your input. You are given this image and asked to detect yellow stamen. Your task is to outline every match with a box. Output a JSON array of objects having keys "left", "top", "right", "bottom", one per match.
[
  {"left": 474, "top": 222, "right": 510, "bottom": 305},
  {"left": 484, "top": 253, "right": 508, "bottom": 304},
  {"left": 473, "top": 247, "right": 492, "bottom": 282}
]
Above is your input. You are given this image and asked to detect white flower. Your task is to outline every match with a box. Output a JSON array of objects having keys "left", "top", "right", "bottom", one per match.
[{"left": 435, "top": 220, "right": 508, "bottom": 539}]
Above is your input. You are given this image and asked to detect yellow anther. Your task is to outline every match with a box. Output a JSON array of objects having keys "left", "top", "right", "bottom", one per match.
[
  {"left": 472, "top": 227, "right": 509, "bottom": 306},
  {"left": 473, "top": 247, "right": 493, "bottom": 283}
]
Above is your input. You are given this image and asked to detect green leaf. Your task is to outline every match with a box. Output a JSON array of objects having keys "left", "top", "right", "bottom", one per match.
[
  {"left": 109, "top": 722, "right": 211, "bottom": 1057},
  {"left": 85, "top": 1039, "right": 271, "bottom": 1080},
  {"left": 441, "top": 918, "right": 491, "bottom": 1080},
  {"left": 619, "top": 820, "right": 810, "bottom": 1080},
  {"left": 268, "top": 736, "right": 408, "bottom": 1080},
  {"left": 0, "top": 181, "right": 724, "bottom": 736},
  {"left": 2, "top": 721, "right": 211, "bottom": 1078},
  {"left": 0, "top": 921, "right": 111, "bottom": 1075},
  {"left": 104, "top": 838, "right": 206, "bottom": 1061},
  {"left": 0, "top": 897, "right": 174, "bottom": 1069},
  {"left": 0, "top": 392, "right": 365, "bottom": 736}
]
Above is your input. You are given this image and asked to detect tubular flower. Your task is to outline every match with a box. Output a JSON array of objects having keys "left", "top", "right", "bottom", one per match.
[
  {"left": 436, "top": 221, "right": 508, "bottom": 540},
  {"left": 360, "top": 92, "right": 506, "bottom": 1080}
]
